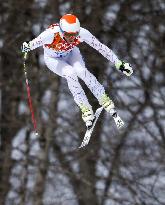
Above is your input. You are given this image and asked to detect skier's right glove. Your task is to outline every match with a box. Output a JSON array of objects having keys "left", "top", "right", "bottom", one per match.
[
  {"left": 21, "top": 42, "right": 31, "bottom": 53},
  {"left": 115, "top": 60, "right": 133, "bottom": 76}
]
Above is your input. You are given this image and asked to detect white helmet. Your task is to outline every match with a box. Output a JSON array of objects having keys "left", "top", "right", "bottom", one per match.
[{"left": 59, "top": 14, "right": 80, "bottom": 33}]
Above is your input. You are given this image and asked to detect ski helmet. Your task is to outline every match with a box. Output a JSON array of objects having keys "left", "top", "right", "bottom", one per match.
[{"left": 59, "top": 14, "right": 80, "bottom": 34}]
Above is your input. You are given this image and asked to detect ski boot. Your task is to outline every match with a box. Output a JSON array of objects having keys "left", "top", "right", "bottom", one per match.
[
  {"left": 100, "top": 94, "right": 124, "bottom": 129},
  {"left": 80, "top": 105, "right": 95, "bottom": 130}
]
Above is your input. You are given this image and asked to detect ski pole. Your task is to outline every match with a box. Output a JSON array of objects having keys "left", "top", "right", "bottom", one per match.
[{"left": 23, "top": 52, "right": 38, "bottom": 136}]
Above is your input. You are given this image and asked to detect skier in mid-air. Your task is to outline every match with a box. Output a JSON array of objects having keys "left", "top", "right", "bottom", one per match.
[{"left": 22, "top": 14, "right": 133, "bottom": 130}]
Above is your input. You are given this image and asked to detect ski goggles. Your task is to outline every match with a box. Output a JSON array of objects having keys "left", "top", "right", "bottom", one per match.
[
  {"left": 63, "top": 31, "right": 79, "bottom": 38},
  {"left": 59, "top": 25, "right": 79, "bottom": 37},
  {"left": 63, "top": 32, "right": 79, "bottom": 38}
]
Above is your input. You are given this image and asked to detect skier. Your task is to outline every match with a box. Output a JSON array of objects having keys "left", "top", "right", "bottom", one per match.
[{"left": 22, "top": 14, "right": 133, "bottom": 130}]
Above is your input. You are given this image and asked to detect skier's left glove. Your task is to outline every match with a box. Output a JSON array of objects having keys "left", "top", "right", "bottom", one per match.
[
  {"left": 21, "top": 42, "right": 31, "bottom": 53},
  {"left": 115, "top": 60, "right": 133, "bottom": 76}
]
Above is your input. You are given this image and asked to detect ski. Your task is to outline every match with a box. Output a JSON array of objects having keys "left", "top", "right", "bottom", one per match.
[
  {"left": 112, "top": 113, "right": 125, "bottom": 129},
  {"left": 79, "top": 107, "right": 103, "bottom": 148}
]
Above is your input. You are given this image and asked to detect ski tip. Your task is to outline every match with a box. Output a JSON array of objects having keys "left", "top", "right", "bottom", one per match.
[
  {"left": 118, "top": 120, "right": 125, "bottom": 129},
  {"left": 78, "top": 144, "right": 84, "bottom": 149},
  {"left": 113, "top": 115, "right": 125, "bottom": 129},
  {"left": 78, "top": 143, "right": 88, "bottom": 149},
  {"left": 116, "top": 122, "right": 125, "bottom": 129}
]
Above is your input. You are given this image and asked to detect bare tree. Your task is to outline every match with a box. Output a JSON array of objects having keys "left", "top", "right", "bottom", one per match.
[{"left": 0, "top": 0, "right": 35, "bottom": 204}]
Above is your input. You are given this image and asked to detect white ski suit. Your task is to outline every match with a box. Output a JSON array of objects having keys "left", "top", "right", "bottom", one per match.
[{"left": 29, "top": 23, "right": 119, "bottom": 114}]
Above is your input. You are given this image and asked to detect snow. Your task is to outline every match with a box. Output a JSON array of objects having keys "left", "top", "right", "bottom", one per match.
[
  {"left": 42, "top": 90, "right": 52, "bottom": 106},
  {"left": 59, "top": 2, "right": 70, "bottom": 15},
  {"left": 41, "top": 110, "right": 49, "bottom": 121},
  {"left": 34, "top": 0, "right": 47, "bottom": 8},
  {"left": 96, "top": 160, "right": 110, "bottom": 178},
  {"left": 32, "top": 24, "right": 41, "bottom": 35},
  {"left": 9, "top": 177, "right": 21, "bottom": 189},
  {"left": 7, "top": 190, "right": 19, "bottom": 200},
  {"left": 29, "top": 141, "right": 40, "bottom": 156},
  {"left": 44, "top": 172, "right": 78, "bottom": 205},
  {"left": 26, "top": 174, "right": 36, "bottom": 189},
  {"left": 12, "top": 149, "right": 25, "bottom": 161},
  {"left": 12, "top": 128, "right": 27, "bottom": 148},
  {"left": 159, "top": 24, "right": 165, "bottom": 32}
]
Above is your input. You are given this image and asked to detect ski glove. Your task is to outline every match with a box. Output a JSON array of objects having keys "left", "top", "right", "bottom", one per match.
[
  {"left": 115, "top": 60, "right": 133, "bottom": 76},
  {"left": 21, "top": 42, "right": 31, "bottom": 53}
]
